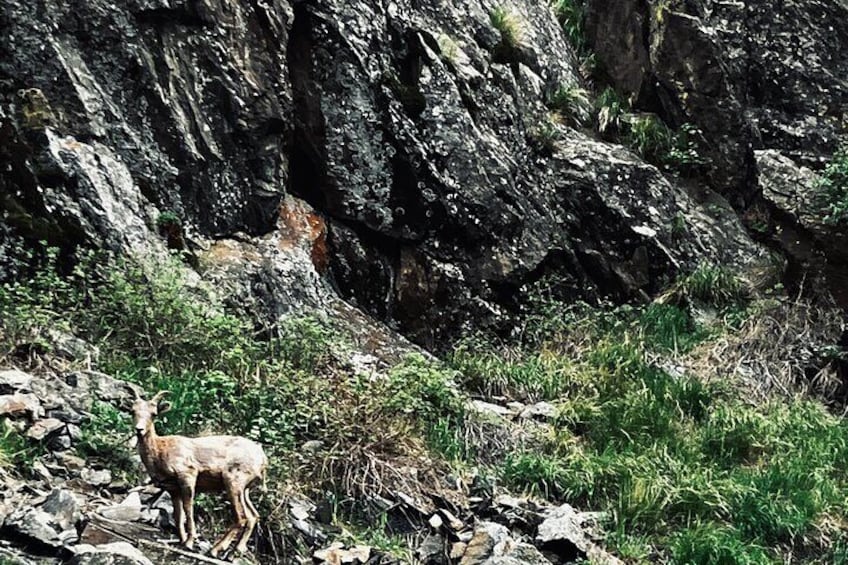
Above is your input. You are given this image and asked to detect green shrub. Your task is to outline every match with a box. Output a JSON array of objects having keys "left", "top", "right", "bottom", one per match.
[
  {"left": 384, "top": 354, "right": 464, "bottom": 424},
  {"left": 78, "top": 402, "right": 139, "bottom": 482},
  {"left": 818, "top": 145, "right": 848, "bottom": 225},
  {"left": 155, "top": 211, "right": 181, "bottom": 230}
]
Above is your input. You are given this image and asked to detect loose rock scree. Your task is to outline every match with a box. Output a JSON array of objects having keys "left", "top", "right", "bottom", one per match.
[{"left": 132, "top": 391, "right": 268, "bottom": 557}]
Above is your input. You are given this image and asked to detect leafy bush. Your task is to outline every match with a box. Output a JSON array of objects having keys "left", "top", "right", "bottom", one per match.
[{"left": 818, "top": 145, "right": 848, "bottom": 225}]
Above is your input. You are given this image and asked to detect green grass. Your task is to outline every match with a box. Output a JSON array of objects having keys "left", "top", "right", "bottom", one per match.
[
  {"left": 624, "top": 115, "right": 705, "bottom": 173},
  {"left": 818, "top": 145, "right": 848, "bottom": 225},
  {"left": 680, "top": 263, "right": 747, "bottom": 307},
  {"left": 0, "top": 419, "right": 40, "bottom": 471},
  {"left": 553, "top": 0, "right": 586, "bottom": 52},
  {"left": 454, "top": 277, "right": 848, "bottom": 563}
]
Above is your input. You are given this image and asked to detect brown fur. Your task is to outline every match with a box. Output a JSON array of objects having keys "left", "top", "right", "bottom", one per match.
[{"left": 133, "top": 392, "right": 268, "bottom": 557}]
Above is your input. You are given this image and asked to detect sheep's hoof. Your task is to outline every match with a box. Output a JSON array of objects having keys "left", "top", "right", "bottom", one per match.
[
  {"left": 235, "top": 544, "right": 248, "bottom": 555},
  {"left": 184, "top": 540, "right": 195, "bottom": 550}
]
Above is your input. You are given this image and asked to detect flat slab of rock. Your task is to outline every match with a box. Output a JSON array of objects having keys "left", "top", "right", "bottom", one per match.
[
  {"left": 26, "top": 418, "right": 65, "bottom": 441},
  {"left": 314, "top": 542, "right": 371, "bottom": 564},
  {"left": 0, "top": 370, "right": 33, "bottom": 393},
  {"left": 468, "top": 401, "right": 513, "bottom": 419},
  {"left": 70, "top": 541, "right": 154, "bottom": 565},
  {"left": 0, "top": 393, "right": 42, "bottom": 418},
  {"left": 81, "top": 469, "right": 113, "bottom": 488},
  {"left": 519, "top": 402, "right": 557, "bottom": 421}
]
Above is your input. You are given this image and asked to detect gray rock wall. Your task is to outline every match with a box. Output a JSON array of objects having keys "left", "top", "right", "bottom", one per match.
[{"left": 1, "top": 0, "right": 819, "bottom": 348}]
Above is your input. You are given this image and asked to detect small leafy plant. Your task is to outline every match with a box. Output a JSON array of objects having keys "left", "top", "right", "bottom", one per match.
[
  {"left": 818, "top": 145, "right": 848, "bottom": 225},
  {"left": 547, "top": 85, "right": 592, "bottom": 126}
]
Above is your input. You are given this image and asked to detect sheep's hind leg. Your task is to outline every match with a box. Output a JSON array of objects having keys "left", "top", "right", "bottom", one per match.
[
  {"left": 234, "top": 488, "right": 259, "bottom": 554},
  {"left": 210, "top": 480, "right": 248, "bottom": 558}
]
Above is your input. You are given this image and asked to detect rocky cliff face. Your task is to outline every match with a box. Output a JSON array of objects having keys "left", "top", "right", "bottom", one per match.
[
  {"left": 586, "top": 0, "right": 848, "bottom": 301},
  {"left": 1, "top": 0, "right": 843, "bottom": 349}
]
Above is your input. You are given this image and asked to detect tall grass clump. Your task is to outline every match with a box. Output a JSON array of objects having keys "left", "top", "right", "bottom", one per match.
[
  {"left": 547, "top": 85, "right": 592, "bottom": 126},
  {"left": 680, "top": 263, "right": 747, "bottom": 307},
  {"left": 553, "top": 0, "right": 586, "bottom": 53},
  {"left": 625, "top": 115, "right": 704, "bottom": 172},
  {"left": 490, "top": 6, "right": 523, "bottom": 61}
]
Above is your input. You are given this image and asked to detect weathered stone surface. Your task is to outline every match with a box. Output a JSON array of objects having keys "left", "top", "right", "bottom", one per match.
[
  {"left": 81, "top": 469, "right": 112, "bottom": 488},
  {"left": 3, "top": 489, "right": 80, "bottom": 549},
  {"left": 536, "top": 504, "right": 622, "bottom": 565},
  {"left": 518, "top": 402, "right": 557, "bottom": 421},
  {"left": 1, "top": 0, "right": 771, "bottom": 353},
  {"left": 459, "top": 522, "right": 512, "bottom": 565},
  {"left": 26, "top": 419, "right": 64, "bottom": 441},
  {"left": 69, "top": 542, "right": 153, "bottom": 565},
  {"left": 0, "top": 394, "right": 42, "bottom": 418},
  {"left": 0, "top": 370, "right": 34, "bottom": 394}
]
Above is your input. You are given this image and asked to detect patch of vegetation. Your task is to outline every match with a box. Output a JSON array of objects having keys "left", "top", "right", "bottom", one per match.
[
  {"left": 679, "top": 263, "right": 747, "bottom": 307},
  {"left": 437, "top": 33, "right": 460, "bottom": 65},
  {"left": 528, "top": 119, "right": 561, "bottom": 155},
  {"left": 624, "top": 115, "right": 704, "bottom": 173},
  {"left": 552, "top": 0, "right": 594, "bottom": 74},
  {"left": 0, "top": 247, "right": 467, "bottom": 556},
  {"left": 595, "top": 87, "right": 629, "bottom": 134},
  {"left": 456, "top": 273, "right": 848, "bottom": 563},
  {"left": 0, "top": 419, "right": 40, "bottom": 471},
  {"left": 818, "top": 145, "right": 848, "bottom": 225},
  {"left": 490, "top": 6, "right": 523, "bottom": 62},
  {"left": 547, "top": 85, "right": 592, "bottom": 126}
]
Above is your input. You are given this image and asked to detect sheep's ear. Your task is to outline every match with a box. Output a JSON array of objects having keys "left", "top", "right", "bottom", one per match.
[{"left": 158, "top": 401, "right": 172, "bottom": 415}]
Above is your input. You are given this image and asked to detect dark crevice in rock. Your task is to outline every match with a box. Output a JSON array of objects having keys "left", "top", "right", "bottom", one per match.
[{"left": 134, "top": 7, "right": 209, "bottom": 28}]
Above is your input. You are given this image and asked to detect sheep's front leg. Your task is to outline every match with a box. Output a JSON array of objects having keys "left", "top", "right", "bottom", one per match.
[
  {"left": 170, "top": 489, "right": 186, "bottom": 544},
  {"left": 179, "top": 475, "right": 198, "bottom": 550}
]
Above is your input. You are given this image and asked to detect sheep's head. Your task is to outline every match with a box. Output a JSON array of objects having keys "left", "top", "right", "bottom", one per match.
[{"left": 132, "top": 391, "right": 171, "bottom": 437}]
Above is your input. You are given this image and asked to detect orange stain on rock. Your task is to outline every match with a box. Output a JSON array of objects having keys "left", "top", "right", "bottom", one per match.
[{"left": 277, "top": 197, "right": 329, "bottom": 274}]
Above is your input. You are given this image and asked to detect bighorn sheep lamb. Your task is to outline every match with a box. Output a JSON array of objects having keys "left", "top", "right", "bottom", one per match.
[{"left": 132, "top": 391, "right": 268, "bottom": 557}]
